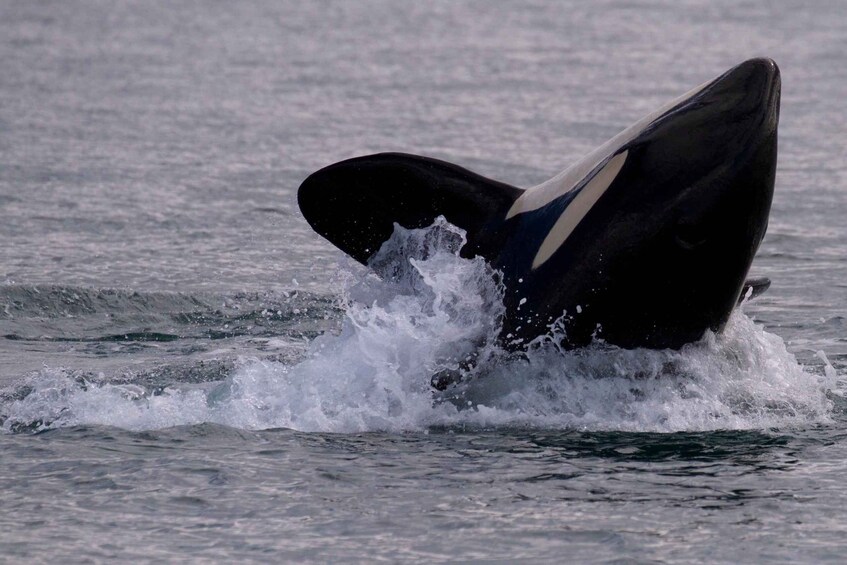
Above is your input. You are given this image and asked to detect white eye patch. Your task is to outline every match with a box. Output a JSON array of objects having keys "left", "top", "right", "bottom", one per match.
[{"left": 532, "top": 151, "right": 628, "bottom": 270}]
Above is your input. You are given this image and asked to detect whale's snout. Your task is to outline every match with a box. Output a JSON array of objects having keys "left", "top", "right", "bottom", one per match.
[
  {"left": 705, "top": 57, "right": 781, "bottom": 135},
  {"left": 733, "top": 57, "right": 779, "bottom": 84}
]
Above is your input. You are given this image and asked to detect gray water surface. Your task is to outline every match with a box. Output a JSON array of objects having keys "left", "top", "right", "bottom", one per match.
[{"left": 2, "top": 1, "right": 846, "bottom": 562}]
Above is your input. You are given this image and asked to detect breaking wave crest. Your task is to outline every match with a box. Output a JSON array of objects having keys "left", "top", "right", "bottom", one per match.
[{"left": 1, "top": 219, "right": 839, "bottom": 434}]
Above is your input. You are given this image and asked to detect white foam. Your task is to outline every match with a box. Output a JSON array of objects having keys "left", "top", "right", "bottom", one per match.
[{"left": 1, "top": 219, "right": 838, "bottom": 434}]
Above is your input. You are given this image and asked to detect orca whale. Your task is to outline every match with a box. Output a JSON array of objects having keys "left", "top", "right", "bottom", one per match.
[{"left": 299, "top": 58, "right": 780, "bottom": 353}]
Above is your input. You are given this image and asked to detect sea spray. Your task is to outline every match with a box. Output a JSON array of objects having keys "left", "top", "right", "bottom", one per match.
[{"left": 0, "top": 220, "right": 837, "bottom": 433}]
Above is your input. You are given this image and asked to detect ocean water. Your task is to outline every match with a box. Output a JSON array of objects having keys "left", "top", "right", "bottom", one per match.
[{"left": 1, "top": 0, "right": 846, "bottom": 562}]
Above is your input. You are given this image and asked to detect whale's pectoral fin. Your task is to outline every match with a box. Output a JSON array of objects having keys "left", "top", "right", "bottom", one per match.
[
  {"left": 738, "top": 277, "right": 771, "bottom": 304},
  {"left": 298, "top": 152, "right": 521, "bottom": 264}
]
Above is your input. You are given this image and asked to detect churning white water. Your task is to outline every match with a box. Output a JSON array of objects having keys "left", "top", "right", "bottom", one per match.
[{"left": 1, "top": 220, "right": 836, "bottom": 434}]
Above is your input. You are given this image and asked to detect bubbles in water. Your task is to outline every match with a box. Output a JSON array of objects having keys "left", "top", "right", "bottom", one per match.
[{"left": 0, "top": 219, "right": 839, "bottom": 434}]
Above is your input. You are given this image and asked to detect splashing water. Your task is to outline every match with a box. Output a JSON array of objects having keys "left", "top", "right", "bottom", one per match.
[{"left": 0, "top": 219, "right": 838, "bottom": 434}]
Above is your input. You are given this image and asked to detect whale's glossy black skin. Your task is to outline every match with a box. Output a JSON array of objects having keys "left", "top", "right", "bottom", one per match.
[{"left": 299, "top": 58, "right": 780, "bottom": 350}]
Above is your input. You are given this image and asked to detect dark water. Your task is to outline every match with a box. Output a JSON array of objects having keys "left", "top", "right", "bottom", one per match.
[
  {"left": 4, "top": 425, "right": 847, "bottom": 562},
  {"left": 2, "top": 1, "right": 846, "bottom": 562}
]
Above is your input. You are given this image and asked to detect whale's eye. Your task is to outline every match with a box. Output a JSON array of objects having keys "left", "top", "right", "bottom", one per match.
[{"left": 674, "top": 219, "right": 709, "bottom": 250}]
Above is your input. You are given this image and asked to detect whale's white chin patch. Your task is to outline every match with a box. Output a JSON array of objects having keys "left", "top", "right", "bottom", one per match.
[{"left": 532, "top": 150, "right": 628, "bottom": 270}]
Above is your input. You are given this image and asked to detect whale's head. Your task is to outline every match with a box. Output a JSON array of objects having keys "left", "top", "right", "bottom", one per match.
[
  {"left": 298, "top": 58, "right": 781, "bottom": 352},
  {"left": 507, "top": 58, "right": 781, "bottom": 348}
]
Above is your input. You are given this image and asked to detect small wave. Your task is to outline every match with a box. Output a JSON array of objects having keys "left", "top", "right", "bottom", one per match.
[
  {"left": 1, "top": 219, "right": 839, "bottom": 434},
  {"left": 0, "top": 285, "right": 209, "bottom": 319},
  {"left": 0, "top": 284, "right": 341, "bottom": 342}
]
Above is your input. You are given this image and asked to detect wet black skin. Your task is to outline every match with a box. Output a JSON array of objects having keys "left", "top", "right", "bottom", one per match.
[{"left": 298, "top": 58, "right": 780, "bottom": 351}]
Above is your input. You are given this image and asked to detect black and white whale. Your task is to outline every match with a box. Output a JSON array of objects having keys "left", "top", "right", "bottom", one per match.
[{"left": 298, "top": 58, "right": 780, "bottom": 354}]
